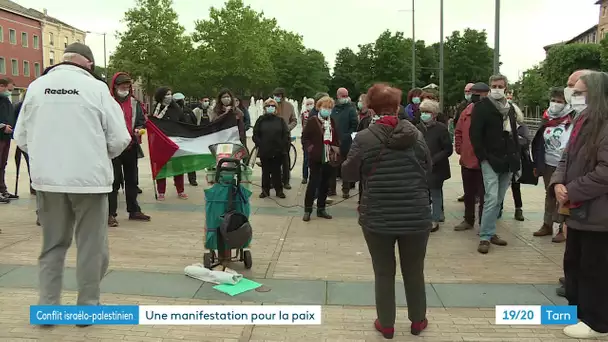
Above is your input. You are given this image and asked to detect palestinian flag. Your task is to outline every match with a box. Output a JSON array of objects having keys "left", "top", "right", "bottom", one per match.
[{"left": 147, "top": 114, "right": 241, "bottom": 180}]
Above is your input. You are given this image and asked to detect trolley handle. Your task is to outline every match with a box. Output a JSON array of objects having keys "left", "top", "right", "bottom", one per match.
[{"left": 217, "top": 157, "right": 240, "bottom": 171}]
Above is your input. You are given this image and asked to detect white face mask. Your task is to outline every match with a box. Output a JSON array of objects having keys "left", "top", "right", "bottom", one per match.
[
  {"left": 490, "top": 88, "right": 505, "bottom": 100},
  {"left": 548, "top": 102, "right": 565, "bottom": 117},
  {"left": 570, "top": 95, "right": 587, "bottom": 114},
  {"left": 564, "top": 87, "right": 575, "bottom": 104},
  {"left": 116, "top": 90, "right": 129, "bottom": 98},
  {"left": 306, "top": 104, "right": 313, "bottom": 110},
  {"left": 162, "top": 95, "right": 172, "bottom": 105}
]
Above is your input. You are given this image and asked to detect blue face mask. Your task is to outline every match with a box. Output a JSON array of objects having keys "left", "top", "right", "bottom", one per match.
[
  {"left": 412, "top": 97, "right": 421, "bottom": 104},
  {"left": 357, "top": 102, "right": 363, "bottom": 109},
  {"left": 338, "top": 98, "right": 349, "bottom": 104},
  {"left": 1, "top": 90, "right": 10, "bottom": 97},
  {"left": 274, "top": 96, "right": 282, "bottom": 103},
  {"left": 420, "top": 112, "right": 433, "bottom": 122},
  {"left": 266, "top": 106, "right": 276, "bottom": 114},
  {"left": 319, "top": 109, "right": 331, "bottom": 118},
  {"left": 465, "top": 94, "right": 472, "bottom": 101}
]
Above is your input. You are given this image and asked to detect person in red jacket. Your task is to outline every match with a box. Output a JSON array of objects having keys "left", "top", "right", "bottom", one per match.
[{"left": 454, "top": 82, "right": 489, "bottom": 231}]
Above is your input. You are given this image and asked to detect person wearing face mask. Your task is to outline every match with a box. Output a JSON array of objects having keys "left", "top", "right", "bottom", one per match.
[
  {"left": 213, "top": 89, "right": 247, "bottom": 147},
  {"left": 301, "top": 96, "right": 340, "bottom": 221},
  {"left": 341, "top": 83, "right": 433, "bottom": 339},
  {"left": 107, "top": 73, "right": 151, "bottom": 227},
  {"left": 454, "top": 83, "right": 475, "bottom": 126},
  {"left": 531, "top": 87, "right": 575, "bottom": 243},
  {"left": 271, "top": 88, "right": 297, "bottom": 190},
  {"left": 418, "top": 99, "right": 452, "bottom": 232},
  {"left": 193, "top": 97, "right": 211, "bottom": 126},
  {"left": 330, "top": 88, "right": 358, "bottom": 199},
  {"left": 300, "top": 98, "right": 315, "bottom": 184},
  {"left": 235, "top": 97, "right": 251, "bottom": 135},
  {"left": 252, "top": 98, "right": 290, "bottom": 199},
  {"left": 173, "top": 93, "right": 200, "bottom": 187},
  {"left": 549, "top": 71, "right": 608, "bottom": 339},
  {"left": 152, "top": 87, "right": 189, "bottom": 201},
  {"left": 405, "top": 88, "right": 423, "bottom": 124},
  {"left": 0, "top": 78, "right": 16, "bottom": 203},
  {"left": 454, "top": 82, "right": 490, "bottom": 231},
  {"left": 13, "top": 43, "right": 132, "bottom": 309},
  {"left": 470, "top": 74, "right": 522, "bottom": 254}
]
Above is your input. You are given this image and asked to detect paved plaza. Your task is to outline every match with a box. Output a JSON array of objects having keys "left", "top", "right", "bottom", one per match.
[{"left": 0, "top": 139, "right": 603, "bottom": 341}]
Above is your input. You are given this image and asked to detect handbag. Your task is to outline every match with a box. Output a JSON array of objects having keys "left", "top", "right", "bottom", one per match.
[{"left": 508, "top": 107, "right": 538, "bottom": 185}]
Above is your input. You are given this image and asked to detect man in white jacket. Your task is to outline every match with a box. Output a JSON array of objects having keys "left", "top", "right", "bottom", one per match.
[{"left": 13, "top": 43, "right": 131, "bottom": 311}]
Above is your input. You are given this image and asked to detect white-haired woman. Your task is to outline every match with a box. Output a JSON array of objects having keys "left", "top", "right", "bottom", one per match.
[{"left": 419, "top": 99, "right": 453, "bottom": 231}]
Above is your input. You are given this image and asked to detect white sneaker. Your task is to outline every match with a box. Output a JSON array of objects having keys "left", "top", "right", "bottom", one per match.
[{"left": 564, "top": 321, "right": 608, "bottom": 339}]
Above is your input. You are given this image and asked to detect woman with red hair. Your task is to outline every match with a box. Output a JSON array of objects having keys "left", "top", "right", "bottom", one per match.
[{"left": 342, "top": 83, "right": 432, "bottom": 338}]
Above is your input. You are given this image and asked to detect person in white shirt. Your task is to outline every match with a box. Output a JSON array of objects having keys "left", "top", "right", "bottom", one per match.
[{"left": 13, "top": 43, "right": 131, "bottom": 311}]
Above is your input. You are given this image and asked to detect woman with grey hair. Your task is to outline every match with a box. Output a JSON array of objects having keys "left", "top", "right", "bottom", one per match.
[
  {"left": 550, "top": 71, "right": 608, "bottom": 339},
  {"left": 419, "top": 99, "right": 452, "bottom": 231}
]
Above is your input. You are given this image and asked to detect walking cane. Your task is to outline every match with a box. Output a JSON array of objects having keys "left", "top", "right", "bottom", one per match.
[{"left": 14, "top": 147, "right": 21, "bottom": 197}]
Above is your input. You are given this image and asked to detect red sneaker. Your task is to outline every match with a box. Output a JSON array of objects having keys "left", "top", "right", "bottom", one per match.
[
  {"left": 374, "top": 319, "right": 394, "bottom": 339},
  {"left": 410, "top": 318, "right": 428, "bottom": 335}
]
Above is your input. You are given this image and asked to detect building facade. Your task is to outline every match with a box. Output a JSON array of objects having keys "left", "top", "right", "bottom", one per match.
[
  {"left": 544, "top": 1, "right": 607, "bottom": 54},
  {"left": 33, "top": 9, "right": 86, "bottom": 68},
  {"left": 0, "top": 5, "right": 43, "bottom": 94},
  {"left": 598, "top": 0, "right": 608, "bottom": 40}
]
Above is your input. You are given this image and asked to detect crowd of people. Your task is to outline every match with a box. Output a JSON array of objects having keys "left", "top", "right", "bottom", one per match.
[{"left": 0, "top": 41, "right": 607, "bottom": 339}]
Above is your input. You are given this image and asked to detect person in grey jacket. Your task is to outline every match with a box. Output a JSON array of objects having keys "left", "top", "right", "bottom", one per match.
[{"left": 342, "top": 83, "right": 432, "bottom": 339}]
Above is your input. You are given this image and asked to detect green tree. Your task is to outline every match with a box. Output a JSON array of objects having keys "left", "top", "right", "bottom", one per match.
[
  {"left": 109, "top": 0, "right": 191, "bottom": 100},
  {"left": 192, "top": 0, "right": 277, "bottom": 97},
  {"left": 443, "top": 29, "right": 494, "bottom": 106},
  {"left": 542, "top": 43, "right": 602, "bottom": 86},
  {"left": 352, "top": 43, "right": 376, "bottom": 95},
  {"left": 518, "top": 65, "right": 549, "bottom": 108},
  {"left": 373, "top": 30, "right": 413, "bottom": 92},
  {"left": 417, "top": 42, "right": 438, "bottom": 87},
  {"left": 329, "top": 48, "right": 358, "bottom": 96}
]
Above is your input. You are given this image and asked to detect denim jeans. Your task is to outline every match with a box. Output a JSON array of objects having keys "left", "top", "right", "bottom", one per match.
[
  {"left": 430, "top": 185, "right": 444, "bottom": 222},
  {"left": 479, "top": 161, "right": 512, "bottom": 241}
]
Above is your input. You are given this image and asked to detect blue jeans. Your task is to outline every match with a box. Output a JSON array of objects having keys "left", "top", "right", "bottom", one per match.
[
  {"left": 479, "top": 161, "right": 512, "bottom": 241},
  {"left": 302, "top": 148, "right": 309, "bottom": 180},
  {"left": 430, "top": 185, "right": 444, "bottom": 222}
]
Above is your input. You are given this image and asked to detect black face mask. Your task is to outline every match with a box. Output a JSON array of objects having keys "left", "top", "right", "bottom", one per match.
[{"left": 471, "top": 94, "right": 481, "bottom": 103}]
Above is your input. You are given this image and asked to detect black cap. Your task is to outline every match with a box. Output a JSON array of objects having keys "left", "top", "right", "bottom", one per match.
[
  {"left": 115, "top": 74, "right": 132, "bottom": 85},
  {"left": 471, "top": 82, "right": 490, "bottom": 92},
  {"left": 64, "top": 42, "right": 95, "bottom": 64},
  {"left": 272, "top": 87, "right": 285, "bottom": 96},
  {"left": 314, "top": 92, "right": 329, "bottom": 102}
]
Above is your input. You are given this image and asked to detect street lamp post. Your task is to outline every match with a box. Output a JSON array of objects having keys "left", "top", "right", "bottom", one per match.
[
  {"left": 494, "top": 0, "right": 501, "bottom": 74},
  {"left": 86, "top": 31, "right": 107, "bottom": 79},
  {"left": 439, "top": 0, "right": 444, "bottom": 111},
  {"left": 398, "top": 1, "right": 416, "bottom": 89}
]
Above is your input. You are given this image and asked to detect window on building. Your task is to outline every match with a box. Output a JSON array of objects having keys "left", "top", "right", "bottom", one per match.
[
  {"left": 49, "top": 32, "right": 54, "bottom": 46},
  {"left": 9, "top": 29, "right": 16, "bottom": 44},
  {"left": 21, "top": 32, "right": 28, "bottom": 47},
  {"left": 49, "top": 51, "right": 55, "bottom": 65},
  {"left": 34, "top": 63, "right": 40, "bottom": 77},
  {"left": 0, "top": 57, "right": 5, "bottom": 74},
  {"left": 64, "top": 36, "right": 68, "bottom": 48},
  {"left": 0, "top": 26, "right": 3, "bottom": 43},
  {"left": 23, "top": 61, "right": 30, "bottom": 77},
  {"left": 33, "top": 35, "right": 39, "bottom": 49},
  {"left": 11, "top": 59, "right": 18, "bottom": 76},
  {"left": 604, "top": 6, "right": 607, "bottom": 17}
]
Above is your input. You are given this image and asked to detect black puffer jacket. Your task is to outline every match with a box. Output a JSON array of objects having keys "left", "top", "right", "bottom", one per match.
[
  {"left": 252, "top": 113, "right": 290, "bottom": 158},
  {"left": 342, "top": 119, "right": 433, "bottom": 234}
]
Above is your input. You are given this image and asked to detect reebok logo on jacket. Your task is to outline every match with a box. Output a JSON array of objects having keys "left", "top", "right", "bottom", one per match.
[{"left": 44, "top": 88, "right": 80, "bottom": 95}]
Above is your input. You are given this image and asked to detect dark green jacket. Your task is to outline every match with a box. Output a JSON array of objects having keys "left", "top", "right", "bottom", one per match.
[{"left": 331, "top": 102, "right": 358, "bottom": 154}]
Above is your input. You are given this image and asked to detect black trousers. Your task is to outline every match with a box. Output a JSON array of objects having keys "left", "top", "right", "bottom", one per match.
[
  {"left": 304, "top": 162, "right": 333, "bottom": 212},
  {"left": 564, "top": 227, "right": 608, "bottom": 332},
  {"left": 109, "top": 146, "right": 141, "bottom": 216},
  {"left": 462, "top": 167, "right": 484, "bottom": 225},
  {"left": 281, "top": 153, "right": 290, "bottom": 185},
  {"left": 188, "top": 171, "right": 197, "bottom": 184},
  {"left": 17, "top": 148, "right": 33, "bottom": 192},
  {"left": 363, "top": 229, "right": 429, "bottom": 327},
  {"left": 261, "top": 155, "right": 283, "bottom": 194}
]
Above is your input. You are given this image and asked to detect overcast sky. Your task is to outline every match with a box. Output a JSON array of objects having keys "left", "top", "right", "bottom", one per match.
[{"left": 13, "top": 0, "right": 600, "bottom": 84}]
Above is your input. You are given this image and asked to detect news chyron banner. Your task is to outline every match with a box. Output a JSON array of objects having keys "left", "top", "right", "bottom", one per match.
[{"left": 30, "top": 305, "right": 322, "bottom": 325}]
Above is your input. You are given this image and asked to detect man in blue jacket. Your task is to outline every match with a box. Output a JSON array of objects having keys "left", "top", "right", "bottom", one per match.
[
  {"left": 0, "top": 78, "right": 15, "bottom": 203},
  {"left": 330, "top": 88, "right": 358, "bottom": 198}
]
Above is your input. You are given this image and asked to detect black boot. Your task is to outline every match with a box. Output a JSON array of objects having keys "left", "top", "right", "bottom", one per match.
[
  {"left": 303, "top": 212, "right": 311, "bottom": 222},
  {"left": 317, "top": 209, "right": 332, "bottom": 219}
]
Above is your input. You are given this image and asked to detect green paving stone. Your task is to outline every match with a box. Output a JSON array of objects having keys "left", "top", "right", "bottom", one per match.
[
  {"left": 433, "top": 284, "right": 553, "bottom": 308},
  {"left": 193, "top": 278, "right": 325, "bottom": 305},
  {"left": 534, "top": 284, "right": 568, "bottom": 305},
  {"left": 100, "top": 270, "right": 202, "bottom": 298},
  {"left": 0, "top": 265, "right": 78, "bottom": 291},
  {"left": 327, "top": 281, "right": 443, "bottom": 307},
  {"left": 0, "top": 264, "right": 17, "bottom": 277}
]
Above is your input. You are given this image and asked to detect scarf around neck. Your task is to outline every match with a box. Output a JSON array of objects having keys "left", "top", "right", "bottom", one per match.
[
  {"left": 152, "top": 103, "right": 169, "bottom": 119},
  {"left": 318, "top": 116, "right": 332, "bottom": 164}
]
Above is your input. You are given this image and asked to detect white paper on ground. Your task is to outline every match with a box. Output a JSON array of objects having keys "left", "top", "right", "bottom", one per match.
[{"left": 184, "top": 264, "right": 243, "bottom": 285}]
